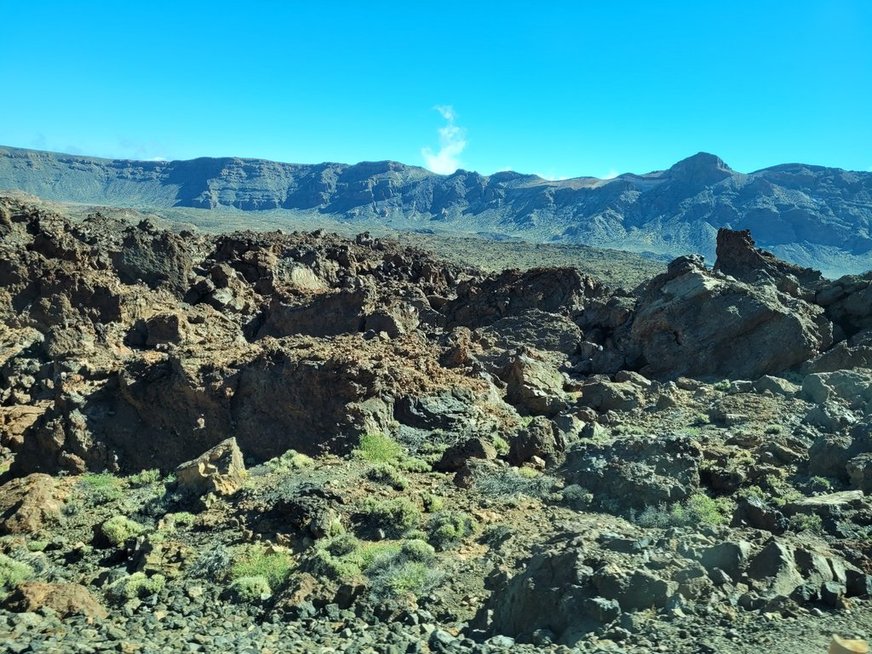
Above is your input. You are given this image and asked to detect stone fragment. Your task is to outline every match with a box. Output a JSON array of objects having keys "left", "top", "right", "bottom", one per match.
[{"left": 175, "top": 437, "right": 246, "bottom": 496}]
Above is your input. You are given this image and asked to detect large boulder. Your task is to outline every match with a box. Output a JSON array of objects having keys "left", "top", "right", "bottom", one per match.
[
  {"left": 2, "top": 582, "right": 107, "bottom": 619},
  {"left": 499, "top": 352, "right": 568, "bottom": 416},
  {"left": 629, "top": 255, "right": 832, "bottom": 379},
  {"left": 0, "top": 474, "right": 63, "bottom": 534},
  {"left": 175, "top": 437, "right": 246, "bottom": 496},
  {"left": 561, "top": 435, "right": 702, "bottom": 512}
]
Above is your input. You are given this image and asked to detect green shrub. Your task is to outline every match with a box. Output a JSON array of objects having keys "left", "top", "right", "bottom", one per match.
[
  {"left": 79, "top": 473, "right": 123, "bottom": 504},
  {"left": 397, "top": 457, "right": 430, "bottom": 472},
  {"left": 492, "top": 435, "right": 510, "bottom": 457},
  {"left": 163, "top": 512, "right": 197, "bottom": 529},
  {"left": 562, "top": 484, "right": 594, "bottom": 510},
  {"left": 367, "top": 464, "right": 408, "bottom": 490},
  {"left": 808, "top": 476, "right": 833, "bottom": 494},
  {"left": 126, "top": 469, "right": 161, "bottom": 488},
  {"left": 101, "top": 516, "right": 146, "bottom": 547},
  {"left": 633, "top": 493, "right": 733, "bottom": 528},
  {"left": 686, "top": 493, "right": 732, "bottom": 526},
  {"left": 266, "top": 449, "right": 314, "bottom": 473},
  {"left": 230, "top": 545, "right": 294, "bottom": 589},
  {"left": 517, "top": 466, "right": 539, "bottom": 479},
  {"left": 790, "top": 513, "right": 824, "bottom": 534},
  {"left": 0, "top": 554, "right": 33, "bottom": 591},
  {"left": 355, "top": 432, "right": 404, "bottom": 464},
  {"left": 366, "top": 544, "right": 443, "bottom": 600},
  {"left": 427, "top": 511, "right": 476, "bottom": 550},
  {"left": 228, "top": 575, "right": 272, "bottom": 602},
  {"left": 473, "top": 467, "right": 557, "bottom": 499},
  {"left": 361, "top": 497, "right": 421, "bottom": 537},
  {"left": 400, "top": 538, "right": 436, "bottom": 563},
  {"left": 106, "top": 572, "right": 165, "bottom": 601},
  {"left": 422, "top": 493, "right": 444, "bottom": 513},
  {"left": 310, "top": 535, "right": 402, "bottom": 581}
]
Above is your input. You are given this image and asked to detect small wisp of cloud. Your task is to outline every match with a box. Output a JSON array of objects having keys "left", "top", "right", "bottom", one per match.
[{"left": 421, "top": 105, "right": 467, "bottom": 174}]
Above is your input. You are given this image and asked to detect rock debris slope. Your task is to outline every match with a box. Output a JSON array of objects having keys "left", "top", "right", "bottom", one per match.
[{"left": 1, "top": 196, "right": 872, "bottom": 653}]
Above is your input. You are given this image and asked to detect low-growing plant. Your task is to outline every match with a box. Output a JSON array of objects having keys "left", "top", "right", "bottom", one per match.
[
  {"left": 366, "top": 540, "right": 442, "bottom": 600},
  {"left": 310, "top": 535, "right": 402, "bottom": 581},
  {"left": 473, "top": 467, "right": 557, "bottom": 499},
  {"left": 230, "top": 544, "right": 295, "bottom": 589},
  {"left": 367, "top": 463, "right": 408, "bottom": 490},
  {"left": 228, "top": 575, "right": 272, "bottom": 602},
  {"left": 161, "top": 512, "right": 197, "bottom": 530},
  {"left": 189, "top": 544, "right": 232, "bottom": 579},
  {"left": 517, "top": 466, "right": 540, "bottom": 479},
  {"left": 266, "top": 449, "right": 314, "bottom": 473},
  {"left": 106, "top": 572, "right": 165, "bottom": 601},
  {"left": 808, "top": 476, "right": 833, "bottom": 494},
  {"left": 355, "top": 432, "right": 404, "bottom": 464},
  {"left": 422, "top": 493, "right": 444, "bottom": 513},
  {"left": 491, "top": 435, "right": 510, "bottom": 457},
  {"left": 361, "top": 497, "right": 422, "bottom": 537},
  {"left": 427, "top": 511, "right": 476, "bottom": 550},
  {"left": 79, "top": 472, "right": 123, "bottom": 504},
  {"left": 633, "top": 493, "right": 733, "bottom": 528},
  {"left": 126, "top": 468, "right": 162, "bottom": 488},
  {"left": 100, "top": 515, "right": 146, "bottom": 547},
  {"left": 0, "top": 553, "right": 33, "bottom": 591},
  {"left": 790, "top": 513, "right": 824, "bottom": 534},
  {"left": 562, "top": 484, "right": 594, "bottom": 510}
]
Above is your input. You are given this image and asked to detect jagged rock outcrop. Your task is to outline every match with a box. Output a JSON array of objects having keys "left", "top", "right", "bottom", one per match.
[{"left": 628, "top": 254, "right": 833, "bottom": 379}]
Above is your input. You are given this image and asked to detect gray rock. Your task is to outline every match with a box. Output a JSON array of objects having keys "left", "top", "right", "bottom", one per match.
[{"left": 699, "top": 541, "right": 752, "bottom": 581}]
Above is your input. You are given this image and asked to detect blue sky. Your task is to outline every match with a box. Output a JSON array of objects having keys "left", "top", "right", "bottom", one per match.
[{"left": 1, "top": 1, "right": 870, "bottom": 178}]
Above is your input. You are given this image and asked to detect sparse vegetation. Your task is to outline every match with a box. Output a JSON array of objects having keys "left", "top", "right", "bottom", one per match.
[
  {"left": 266, "top": 449, "right": 314, "bottom": 473},
  {"left": 790, "top": 513, "right": 824, "bottom": 534},
  {"left": 355, "top": 432, "right": 404, "bottom": 464},
  {"left": 126, "top": 468, "right": 162, "bottom": 487},
  {"left": 228, "top": 575, "right": 272, "bottom": 602},
  {"left": 427, "top": 511, "right": 476, "bottom": 550},
  {"left": 106, "top": 572, "right": 166, "bottom": 601},
  {"left": 633, "top": 493, "right": 733, "bottom": 528},
  {"left": 0, "top": 554, "right": 33, "bottom": 591},
  {"left": 367, "top": 463, "right": 408, "bottom": 490},
  {"left": 100, "top": 515, "right": 146, "bottom": 547},
  {"left": 229, "top": 544, "right": 295, "bottom": 589},
  {"left": 360, "top": 497, "right": 422, "bottom": 537},
  {"left": 79, "top": 472, "right": 123, "bottom": 504}
]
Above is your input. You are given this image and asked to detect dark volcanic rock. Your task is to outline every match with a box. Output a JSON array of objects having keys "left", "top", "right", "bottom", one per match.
[
  {"left": 561, "top": 435, "right": 703, "bottom": 512},
  {"left": 628, "top": 254, "right": 832, "bottom": 379}
]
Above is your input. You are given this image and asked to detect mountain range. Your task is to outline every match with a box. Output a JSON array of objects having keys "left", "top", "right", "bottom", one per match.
[{"left": 1, "top": 145, "right": 871, "bottom": 276}]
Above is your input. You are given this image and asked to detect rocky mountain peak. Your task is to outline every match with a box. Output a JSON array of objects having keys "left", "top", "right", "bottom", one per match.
[{"left": 666, "top": 151, "right": 734, "bottom": 185}]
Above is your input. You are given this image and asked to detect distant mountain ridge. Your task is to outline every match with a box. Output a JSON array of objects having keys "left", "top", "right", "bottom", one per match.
[{"left": 2, "top": 145, "right": 871, "bottom": 276}]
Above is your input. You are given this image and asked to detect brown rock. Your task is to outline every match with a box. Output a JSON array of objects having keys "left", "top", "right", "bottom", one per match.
[
  {"left": 0, "top": 473, "right": 63, "bottom": 534},
  {"left": 175, "top": 437, "right": 246, "bottom": 496},
  {"left": 2, "top": 582, "right": 107, "bottom": 619}
]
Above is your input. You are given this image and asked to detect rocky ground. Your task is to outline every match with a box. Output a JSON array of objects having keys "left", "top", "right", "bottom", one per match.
[{"left": 1, "top": 195, "right": 871, "bottom": 653}]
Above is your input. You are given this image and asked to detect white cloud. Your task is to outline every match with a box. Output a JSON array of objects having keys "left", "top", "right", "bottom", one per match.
[
  {"left": 421, "top": 105, "right": 467, "bottom": 174},
  {"left": 535, "top": 171, "right": 570, "bottom": 181},
  {"left": 602, "top": 169, "right": 619, "bottom": 180}
]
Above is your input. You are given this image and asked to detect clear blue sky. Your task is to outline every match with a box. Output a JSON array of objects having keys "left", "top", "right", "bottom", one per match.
[{"left": 1, "top": 1, "right": 870, "bottom": 178}]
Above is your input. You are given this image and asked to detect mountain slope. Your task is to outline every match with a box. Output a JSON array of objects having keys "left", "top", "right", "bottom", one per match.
[{"left": 1, "top": 145, "right": 871, "bottom": 275}]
